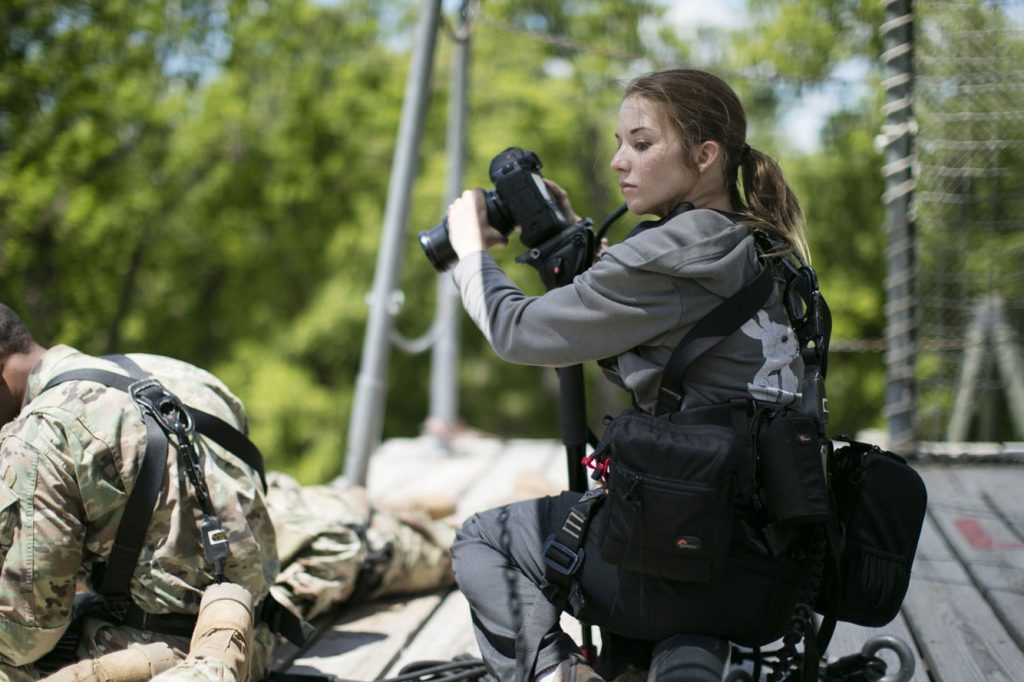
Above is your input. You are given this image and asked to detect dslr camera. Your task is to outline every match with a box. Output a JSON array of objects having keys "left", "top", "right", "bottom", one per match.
[{"left": 418, "top": 147, "right": 595, "bottom": 289}]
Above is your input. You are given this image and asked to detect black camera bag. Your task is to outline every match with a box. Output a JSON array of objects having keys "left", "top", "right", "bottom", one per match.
[
  {"left": 597, "top": 261, "right": 773, "bottom": 581},
  {"left": 598, "top": 409, "right": 742, "bottom": 582},
  {"left": 755, "top": 407, "right": 830, "bottom": 526},
  {"left": 817, "top": 438, "right": 927, "bottom": 628}
]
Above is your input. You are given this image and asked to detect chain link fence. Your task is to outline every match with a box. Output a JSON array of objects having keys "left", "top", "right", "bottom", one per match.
[{"left": 913, "top": 0, "right": 1024, "bottom": 444}]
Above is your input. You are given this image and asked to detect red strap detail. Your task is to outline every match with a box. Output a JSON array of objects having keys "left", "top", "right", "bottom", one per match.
[{"left": 580, "top": 454, "right": 610, "bottom": 482}]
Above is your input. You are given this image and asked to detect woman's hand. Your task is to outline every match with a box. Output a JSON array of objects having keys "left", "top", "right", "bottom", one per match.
[
  {"left": 543, "top": 179, "right": 582, "bottom": 224},
  {"left": 447, "top": 188, "right": 509, "bottom": 260}
]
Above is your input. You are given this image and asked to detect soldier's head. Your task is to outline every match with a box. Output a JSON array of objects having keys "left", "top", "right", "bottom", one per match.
[{"left": 0, "top": 305, "right": 46, "bottom": 427}]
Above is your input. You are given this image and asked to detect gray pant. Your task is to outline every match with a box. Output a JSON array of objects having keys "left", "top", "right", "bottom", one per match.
[{"left": 452, "top": 491, "right": 808, "bottom": 681}]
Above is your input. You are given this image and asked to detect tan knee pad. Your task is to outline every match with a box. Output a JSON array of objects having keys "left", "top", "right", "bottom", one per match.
[
  {"left": 40, "top": 642, "right": 181, "bottom": 682},
  {"left": 187, "top": 583, "right": 255, "bottom": 682}
]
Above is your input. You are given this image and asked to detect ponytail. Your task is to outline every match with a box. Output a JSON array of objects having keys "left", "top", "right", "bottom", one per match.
[{"left": 734, "top": 145, "right": 810, "bottom": 262}]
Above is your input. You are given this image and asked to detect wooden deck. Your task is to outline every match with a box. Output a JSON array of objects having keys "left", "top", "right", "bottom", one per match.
[{"left": 270, "top": 435, "right": 1024, "bottom": 682}]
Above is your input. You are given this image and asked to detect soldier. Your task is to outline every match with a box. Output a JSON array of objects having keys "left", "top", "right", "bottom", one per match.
[
  {"left": 264, "top": 472, "right": 456, "bottom": 624},
  {"left": 0, "top": 304, "right": 280, "bottom": 681}
]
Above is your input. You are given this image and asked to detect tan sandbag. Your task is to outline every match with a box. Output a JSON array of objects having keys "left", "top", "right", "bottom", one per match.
[{"left": 39, "top": 642, "right": 180, "bottom": 682}]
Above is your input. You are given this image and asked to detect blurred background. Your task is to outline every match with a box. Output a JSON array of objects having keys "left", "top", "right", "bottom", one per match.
[{"left": 2, "top": 0, "right": 1021, "bottom": 483}]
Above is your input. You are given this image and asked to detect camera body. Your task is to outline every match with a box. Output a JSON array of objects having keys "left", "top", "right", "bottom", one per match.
[
  {"left": 418, "top": 147, "right": 594, "bottom": 288},
  {"left": 485, "top": 147, "right": 569, "bottom": 248}
]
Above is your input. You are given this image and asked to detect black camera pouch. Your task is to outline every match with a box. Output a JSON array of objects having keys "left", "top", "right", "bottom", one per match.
[
  {"left": 755, "top": 408, "right": 829, "bottom": 526},
  {"left": 818, "top": 439, "right": 927, "bottom": 627},
  {"left": 598, "top": 409, "right": 740, "bottom": 583}
]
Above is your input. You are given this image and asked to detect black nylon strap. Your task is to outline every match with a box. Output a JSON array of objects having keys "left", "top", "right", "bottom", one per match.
[
  {"left": 191, "top": 410, "right": 266, "bottom": 490},
  {"left": 42, "top": 367, "right": 266, "bottom": 489},
  {"left": 260, "top": 596, "right": 315, "bottom": 647},
  {"left": 655, "top": 262, "right": 774, "bottom": 416},
  {"left": 517, "top": 487, "right": 608, "bottom": 682},
  {"left": 542, "top": 487, "right": 607, "bottom": 599},
  {"left": 97, "top": 415, "right": 169, "bottom": 602},
  {"left": 42, "top": 367, "right": 133, "bottom": 394},
  {"left": 119, "top": 602, "right": 198, "bottom": 638},
  {"left": 104, "top": 353, "right": 148, "bottom": 379}
]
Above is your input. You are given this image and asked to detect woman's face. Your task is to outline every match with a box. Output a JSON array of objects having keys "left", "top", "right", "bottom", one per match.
[{"left": 611, "top": 95, "right": 712, "bottom": 217}]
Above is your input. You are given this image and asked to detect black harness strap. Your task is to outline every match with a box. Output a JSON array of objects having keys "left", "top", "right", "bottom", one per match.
[
  {"left": 541, "top": 487, "right": 608, "bottom": 609},
  {"left": 45, "top": 359, "right": 172, "bottom": 609},
  {"left": 655, "top": 261, "right": 774, "bottom": 416},
  {"left": 41, "top": 366, "right": 266, "bottom": 490},
  {"left": 39, "top": 355, "right": 309, "bottom": 647},
  {"left": 102, "top": 415, "right": 169, "bottom": 610}
]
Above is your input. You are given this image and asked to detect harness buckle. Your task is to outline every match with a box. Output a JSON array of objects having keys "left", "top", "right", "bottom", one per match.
[
  {"left": 542, "top": 535, "right": 584, "bottom": 576},
  {"left": 103, "top": 595, "right": 131, "bottom": 621},
  {"left": 129, "top": 379, "right": 195, "bottom": 436}
]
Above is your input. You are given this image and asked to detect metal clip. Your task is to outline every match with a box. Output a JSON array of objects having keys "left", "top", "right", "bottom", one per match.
[{"left": 129, "top": 379, "right": 195, "bottom": 436}]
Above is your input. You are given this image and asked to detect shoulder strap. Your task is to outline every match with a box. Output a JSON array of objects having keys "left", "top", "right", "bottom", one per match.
[
  {"left": 41, "top": 361, "right": 266, "bottom": 489},
  {"left": 654, "top": 262, "right": 774, "bottom": 416},
  {"left": 42, "top": 358, "right": 170, "bottom": 608}
]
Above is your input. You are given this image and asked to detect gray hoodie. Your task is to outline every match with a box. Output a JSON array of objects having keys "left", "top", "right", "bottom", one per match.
[{"left": 453, "top": 208, "right": 803, "bottom": 413}]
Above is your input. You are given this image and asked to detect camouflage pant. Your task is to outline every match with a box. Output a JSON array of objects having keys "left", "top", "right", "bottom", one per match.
[
  {"left": 0, "top": 475, "right": 454, "bottom": 681},
  {"left": 265, "top": 472, "right": 456, "bottom": 622},
  {"left": 0, "top": 625, "right": 274, "bottom": 682}
]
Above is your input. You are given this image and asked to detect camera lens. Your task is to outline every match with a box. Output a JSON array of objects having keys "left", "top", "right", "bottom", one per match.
[{"left": 417, "top": 221, "right": 458, "bottom": 272}]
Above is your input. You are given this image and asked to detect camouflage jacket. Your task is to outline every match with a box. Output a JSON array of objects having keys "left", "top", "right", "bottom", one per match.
[{"left": 0, "top": 346, "right": 278, "bottom": 667}]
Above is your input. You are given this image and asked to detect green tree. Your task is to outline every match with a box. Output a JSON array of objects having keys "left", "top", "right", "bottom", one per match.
[
  {"left": 2, "top": 0, "right": 919, "bottom": 482},
  {"left": 0, "top": 0, "right": 222, "bottom": 347}
]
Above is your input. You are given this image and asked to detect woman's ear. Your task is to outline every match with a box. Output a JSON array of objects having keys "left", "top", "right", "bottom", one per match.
[{"left": 693, "top": 141, "right": 722, "bottom": 174}]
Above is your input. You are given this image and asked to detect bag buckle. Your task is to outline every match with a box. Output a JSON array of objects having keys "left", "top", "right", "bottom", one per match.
[
  {"left": 655, "top": 387, "right": 682, "bottom": 416},
  {"left": 542, "top": 535, "right": 584, "bottom": 576}
]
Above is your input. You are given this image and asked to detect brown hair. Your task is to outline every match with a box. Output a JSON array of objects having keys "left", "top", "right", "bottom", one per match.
[{"left": 625, "top": 69, "right": 809, "bottom": 259}]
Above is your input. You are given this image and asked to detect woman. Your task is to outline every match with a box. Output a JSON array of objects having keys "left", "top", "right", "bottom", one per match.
[{"left": 446, "top": 69, "right": 812, "bottom": 682}]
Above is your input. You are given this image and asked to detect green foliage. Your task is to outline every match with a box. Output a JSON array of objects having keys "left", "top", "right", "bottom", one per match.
[{"left": 2, "top": 0, "right": 918, "bottom": 481}]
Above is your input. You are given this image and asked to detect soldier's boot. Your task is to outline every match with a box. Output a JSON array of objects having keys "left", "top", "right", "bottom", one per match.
[
  {"left": 536, "top": 656, "right": 606, "bottom": 682},
  {"left": 185, "top": 582, "right": 255, "bottom": 682},
  {"left": 39, "top": 642, "right": 181, "bottom": 682}
]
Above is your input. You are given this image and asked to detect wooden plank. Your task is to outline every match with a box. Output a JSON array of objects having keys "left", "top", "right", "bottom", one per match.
[
  {"left": 280, "top": 592, "right": 445, "bottom": 680},
  {"left": 386, "top": 590, "right": 479, "bottom": 676},
  {"left": 369, "top": 446, "right": 495, "bottom": 516},
  {"left": 826, "top": 615, "right": 928, "bottom": 682},
  {"left": 956, "top": 466, "right": 1024, "bottom": 539},
  {"left": 387, "top": 591, "right": 600, "bottom": 677},
  {"left": 366, "top": 435, "right": 504, "bottom": 503},
  {"left": 901, "top": 510, "right": 1024, "bottom": 681},
  {"left": 920, "top": 468, "right": 1024, "bottom": 650},
  {"left": 455, "top": 439, "right": 565, "bottom": 520}
]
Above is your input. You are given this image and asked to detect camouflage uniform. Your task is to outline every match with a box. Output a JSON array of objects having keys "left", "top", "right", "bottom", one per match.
[
  {"left": 265, "top": 472, "right": 455, "bottom": 622},
  {"left": 0, "top": 345, "right": 278, "bottom": 681}
]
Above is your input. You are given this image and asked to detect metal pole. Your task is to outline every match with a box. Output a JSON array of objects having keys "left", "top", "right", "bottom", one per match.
[
  {"left": 343, "top": 0, "right": 442, "bottom": 486},
  {"left": 880, "top": 0, "right": 917, "bottom": 454},
  {"left": 427, "top": 1, "right": 472, "bottom": 442}
]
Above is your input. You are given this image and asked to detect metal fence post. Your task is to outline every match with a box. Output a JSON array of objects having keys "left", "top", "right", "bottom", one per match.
[
  {"left": 427, "top": 1, "right": 472, "bottom": 441},
  {"left": 880, "top": 0, "right": 917, "bottom": 454},
  {"left": 343, "top": 0, "right": 443, "bottom": 485}
]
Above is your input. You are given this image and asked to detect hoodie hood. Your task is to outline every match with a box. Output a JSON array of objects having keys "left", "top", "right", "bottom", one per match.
[{"left": 609, "top": 208, "right": 756, "bottom": 298}]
